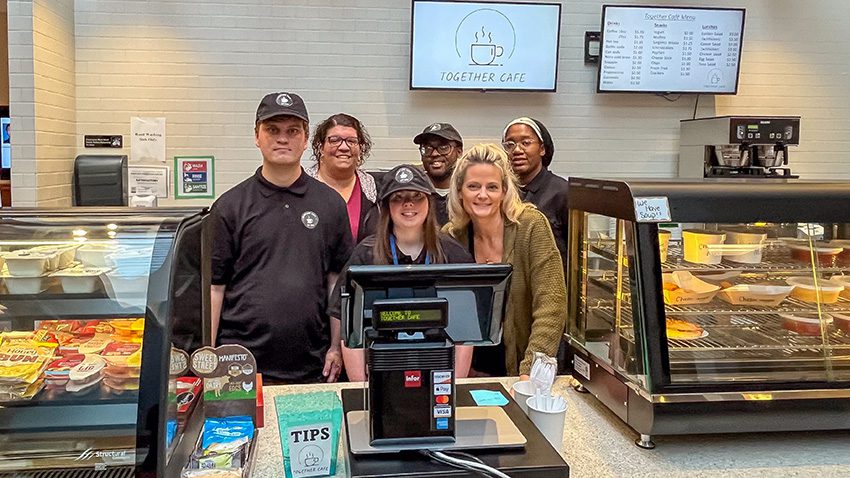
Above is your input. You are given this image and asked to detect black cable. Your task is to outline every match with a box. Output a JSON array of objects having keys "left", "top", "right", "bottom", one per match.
[
  {"left": 421, "top": 450, "right": 510, "bottom": 477},
  {"left": 441, "top": 450, "right": 486, "bottom": 465},
  {"left": 692, "top": 94, "right": 701, "bottom": 119},
  {"left": 421, "top": 450, "right": 487, "bottom": 476},
  {"left": 656, "top": 92, "right": 682, "bottom": 102}
]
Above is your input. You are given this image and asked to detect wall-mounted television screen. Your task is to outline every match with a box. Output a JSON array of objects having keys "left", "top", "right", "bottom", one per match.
[
  {"left": 597, "top": 5, "right": 745, "bottom": 94},
  {"left": 410, "top": 0, "right": 561, "bottom": 92},
  {"left": 1, "top": 117, "right": 9, "bottom": 170}
]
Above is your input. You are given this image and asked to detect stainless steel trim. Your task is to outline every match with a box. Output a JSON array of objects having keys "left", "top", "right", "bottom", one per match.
[{"left": 650, "top": 388, "right": 850, "bottom": 404}]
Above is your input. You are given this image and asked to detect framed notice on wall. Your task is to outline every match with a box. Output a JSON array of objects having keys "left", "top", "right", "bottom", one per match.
[{"left": 174, "top": 156, "right": 215, "bottom": 199}]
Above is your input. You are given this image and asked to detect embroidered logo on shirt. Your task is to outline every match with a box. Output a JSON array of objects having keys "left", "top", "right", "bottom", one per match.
[
  {"left": 276, "top": 93, "right": 293, "bottom": 106},
  {"left": 301, "top": 211, "right": 319, "bottom": 229},
  {"left": 395, "top": 167, "right": 414, "bottom": 183}
]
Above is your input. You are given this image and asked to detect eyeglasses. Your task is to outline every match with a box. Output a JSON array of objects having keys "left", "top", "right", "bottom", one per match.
[
  {"left": 502, "top": 139, "right": 539, "bottom": 152},
  {"left": 326, "top": 136, "right": 360, "bottom": 148},
  {"left": 419, "top": 143, "right": 454, "bottom": 156},
  {"left": 389, "top": 191, "right": 428, "bottom": 204}
]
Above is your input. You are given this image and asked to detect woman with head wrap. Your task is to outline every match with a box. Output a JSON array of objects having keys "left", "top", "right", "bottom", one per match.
[{"left": 502, "top": 117, "right": 570, "bottom": 269}]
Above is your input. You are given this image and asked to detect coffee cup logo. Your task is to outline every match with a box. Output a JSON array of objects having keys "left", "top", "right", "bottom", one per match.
[
  {"left": 455, "top": 9, "right": 516, "bottom": 67},
  {"left": 276, "top": 93, "right": 293, "bottom": 106},
  {"left": 470, "top": 27, "right": 503, "bottom": 66}
]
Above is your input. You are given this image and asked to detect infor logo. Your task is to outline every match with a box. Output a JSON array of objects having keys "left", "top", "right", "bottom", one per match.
[{"left": 404, "top": 370, "right": 422, "bottom": 387}]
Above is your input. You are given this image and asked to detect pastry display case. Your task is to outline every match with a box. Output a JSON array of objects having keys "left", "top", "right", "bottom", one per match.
[
  {"left": 564, "top": 178, "right": 850, "bottom": 448},
  {"left": 0, "top": 207, "right": 211, "bottom": 477}
]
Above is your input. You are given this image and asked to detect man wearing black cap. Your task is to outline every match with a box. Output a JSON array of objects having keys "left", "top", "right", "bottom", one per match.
[
  {"left": 502, "top": 117, "right": 569, "bottom": 269},
  {"left": 209, "top": 92, "right": 353, "bottom": 384},
  {"left": 413, "top": 122, "right": 464, "bottom": 226}
]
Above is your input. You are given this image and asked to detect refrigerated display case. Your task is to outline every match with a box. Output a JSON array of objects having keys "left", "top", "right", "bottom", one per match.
[
  {"left": 0, "top": 207, "right": 210, "bottom": 477},
  {"left": 564, "top": 178, "right": 850, "bottom": 448}
]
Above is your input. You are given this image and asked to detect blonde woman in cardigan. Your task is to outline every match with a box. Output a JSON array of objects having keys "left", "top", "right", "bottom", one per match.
[{"left": 443, "top": 143, "right": 567, "bottom": 379}]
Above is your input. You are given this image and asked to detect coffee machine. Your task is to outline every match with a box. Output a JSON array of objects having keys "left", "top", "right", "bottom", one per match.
[{"left": 679, "top": 116, "right": 801, "bottom": 179}]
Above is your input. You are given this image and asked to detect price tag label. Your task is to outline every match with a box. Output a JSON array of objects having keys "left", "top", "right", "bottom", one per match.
[{"left": 634, "top": 197, "right": 671, "bottom": 223}]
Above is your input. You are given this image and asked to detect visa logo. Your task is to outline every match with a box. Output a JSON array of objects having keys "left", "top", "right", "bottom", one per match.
[{"left": 404, "top": 370, "right": 422, "bottom": 388}]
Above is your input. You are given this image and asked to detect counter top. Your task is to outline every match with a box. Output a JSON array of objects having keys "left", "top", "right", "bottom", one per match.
[{"left": 254, "top": 377, "right": 850, "bottom": 477}]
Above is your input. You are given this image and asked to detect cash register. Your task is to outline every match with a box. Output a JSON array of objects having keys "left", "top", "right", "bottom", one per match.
[
  {"left": 339, "top": 264, "right": 570, "bottom": 477},
  {"left": 340, "top": 263, "right": 523, "bottom": 451}
]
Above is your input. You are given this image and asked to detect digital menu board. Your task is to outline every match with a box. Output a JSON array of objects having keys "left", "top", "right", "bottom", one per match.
[{"left": 597, "top": 6, "right": 745, "bottom": 94}]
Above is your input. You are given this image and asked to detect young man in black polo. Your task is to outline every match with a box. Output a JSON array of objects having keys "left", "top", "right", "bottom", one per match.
[
  {"left": 209, "top": 92, "right": 353, "bottom": 384},
  {"left": 413, "top": 122, "right": 463, "bottom": 226},
  {"left": 502, "top": 117, "right": 569, "bottom": 268}
]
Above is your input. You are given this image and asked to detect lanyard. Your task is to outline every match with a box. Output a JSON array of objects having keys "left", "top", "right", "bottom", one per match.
[{"left": 390, "top": 234, "right": 430, "bottom": 266}]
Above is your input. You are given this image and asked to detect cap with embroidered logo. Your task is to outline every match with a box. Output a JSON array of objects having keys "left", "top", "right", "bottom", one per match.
[
  {"left": 413, "top": 123, "right": 463, "bottom": 146},
  {"left": 256, "top": 92, "right": 309, "bottom": 124},
  {"left": 379, "top": 164, "right": 436, "bottom": 201}
]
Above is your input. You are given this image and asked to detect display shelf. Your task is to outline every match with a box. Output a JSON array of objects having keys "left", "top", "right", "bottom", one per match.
[
  {"left": 662, "top": 242, "right": 850, "bottom": 273},
  {"left": 0, "top": 387, "right": 139, "bottom": 408},
  {"left": 588, "top": 240, "right": 850, "bottom": 274},
  {"left": 0, "top": 207, "right": 209, "bottom": 476},
  {"left": 569, "top": 178, "right": 850, "bottom": 440},
  {"left": 588, "top": 274, "right": 850, "bottom": 316},
  {"left": 0, "top": 294, "right": 145, "bottom": 323},
  {"left": 591, "top": 304, "right": 850, "bottom": 353}
]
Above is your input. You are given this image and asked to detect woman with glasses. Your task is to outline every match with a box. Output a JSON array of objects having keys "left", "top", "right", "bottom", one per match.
[
  {"left": 307, "top": 113, "right": 379, "bottom": 242},
  {"left": 502, "top": 117, "right": 569, "bottom": 271},
  {"left": 328, "top": 164, "right": 474, "bottom": 381},
  {"left": 443, "top": 144, "right": 566, "bottom": 379}
]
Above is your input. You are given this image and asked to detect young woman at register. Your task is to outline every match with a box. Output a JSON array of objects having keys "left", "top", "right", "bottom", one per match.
[{"left": 328, "top": 164, "right": 473, "bottom": 381}]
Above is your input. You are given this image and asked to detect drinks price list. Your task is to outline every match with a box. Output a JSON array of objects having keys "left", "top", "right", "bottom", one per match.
[{"left": 599, "top": 7, "right": 744, "bottom": 93}]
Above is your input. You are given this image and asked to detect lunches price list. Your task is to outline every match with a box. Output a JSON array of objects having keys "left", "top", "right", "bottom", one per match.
[{"left": 599, "top": 8, "right": 744, "bottom": 93}]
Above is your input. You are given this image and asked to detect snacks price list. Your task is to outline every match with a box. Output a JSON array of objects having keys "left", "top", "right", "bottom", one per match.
[{"left": 599, "top": 7, "right": 744, "bottom": 93}]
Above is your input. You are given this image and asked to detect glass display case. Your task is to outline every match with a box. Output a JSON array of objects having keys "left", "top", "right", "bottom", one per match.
[
  {"left": 0, "top": 207, "right": 210, "bottom": 477},
  {"left": 564, "top": 178, "right": 850, "bottom": 448}
]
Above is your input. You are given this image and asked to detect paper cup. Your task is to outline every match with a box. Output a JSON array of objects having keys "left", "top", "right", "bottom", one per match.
[
  {"left": 511, "top": 380, "right": 534, "bottom": 415},
  {"left": 682, "top": 229, "right": 726, "bottom": 264},
  {"left": 526, "top": 395, "right": 567, "bottom": 450},
  {"left": 658, "top": 230, "right": 671, "bottom": 263},
  {"left": 723, "top": 230, "right": 767, "bottom": 263}
]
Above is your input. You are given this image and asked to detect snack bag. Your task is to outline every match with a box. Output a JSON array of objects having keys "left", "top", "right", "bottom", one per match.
[
  {"left": 0, "top": 341, "right": 57, "bottom": 386},
  {"left": 202, "top": 416, "right": 254, "bottom": 450}
]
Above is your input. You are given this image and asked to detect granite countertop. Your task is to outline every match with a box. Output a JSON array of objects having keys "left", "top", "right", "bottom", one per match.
[{"left": 254, "top": 376, "right": 850, "bottom": 478}]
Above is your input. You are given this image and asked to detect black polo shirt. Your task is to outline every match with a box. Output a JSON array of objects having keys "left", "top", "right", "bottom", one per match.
[
  {"left": 327, "top": 233, "right": 473, "bottom": 319},
  {"left": 433, "top": 192, "right": 450, "bottom": 226},
  {"left": 210, "top": 167, "right": 353, "bottom": 383},
  {"left": 521, "top": 168, "right": 569, "bottom": 269}
]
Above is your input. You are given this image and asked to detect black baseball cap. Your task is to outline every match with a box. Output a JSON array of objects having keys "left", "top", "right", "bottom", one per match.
[
  {"left": 379, "top": 165, "right": 436, "bottom": 201},
  {"left": 255, "top": 92, "right": 309, "bottom": 124},
  {"left": 413, "top": 122, "right": 463, "bottom": 146}
]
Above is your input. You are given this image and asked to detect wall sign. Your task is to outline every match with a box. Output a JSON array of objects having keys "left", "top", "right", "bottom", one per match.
[
  {"left": 130, "top": 117, "right": 166, "bottom": 163},
  {"left": 174, "top": 156, "right": 214, "bottom": 199},
  {"left": 84, "top": 135, "right": 123, "bottom": 148},
  {"left": 128, "top": 165, "right": 168, "bottom": 198}
]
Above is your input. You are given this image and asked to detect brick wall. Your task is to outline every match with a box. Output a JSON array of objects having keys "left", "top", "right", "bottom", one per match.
[
  {"left": 10, "top": 0, "right": 850, "bottom": 205},
  {"left": 8, "top": 0, "right": 37, "bottom": 206},
  {"left": 9, "top": 0, "right": 76, "bottom": 206}
]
